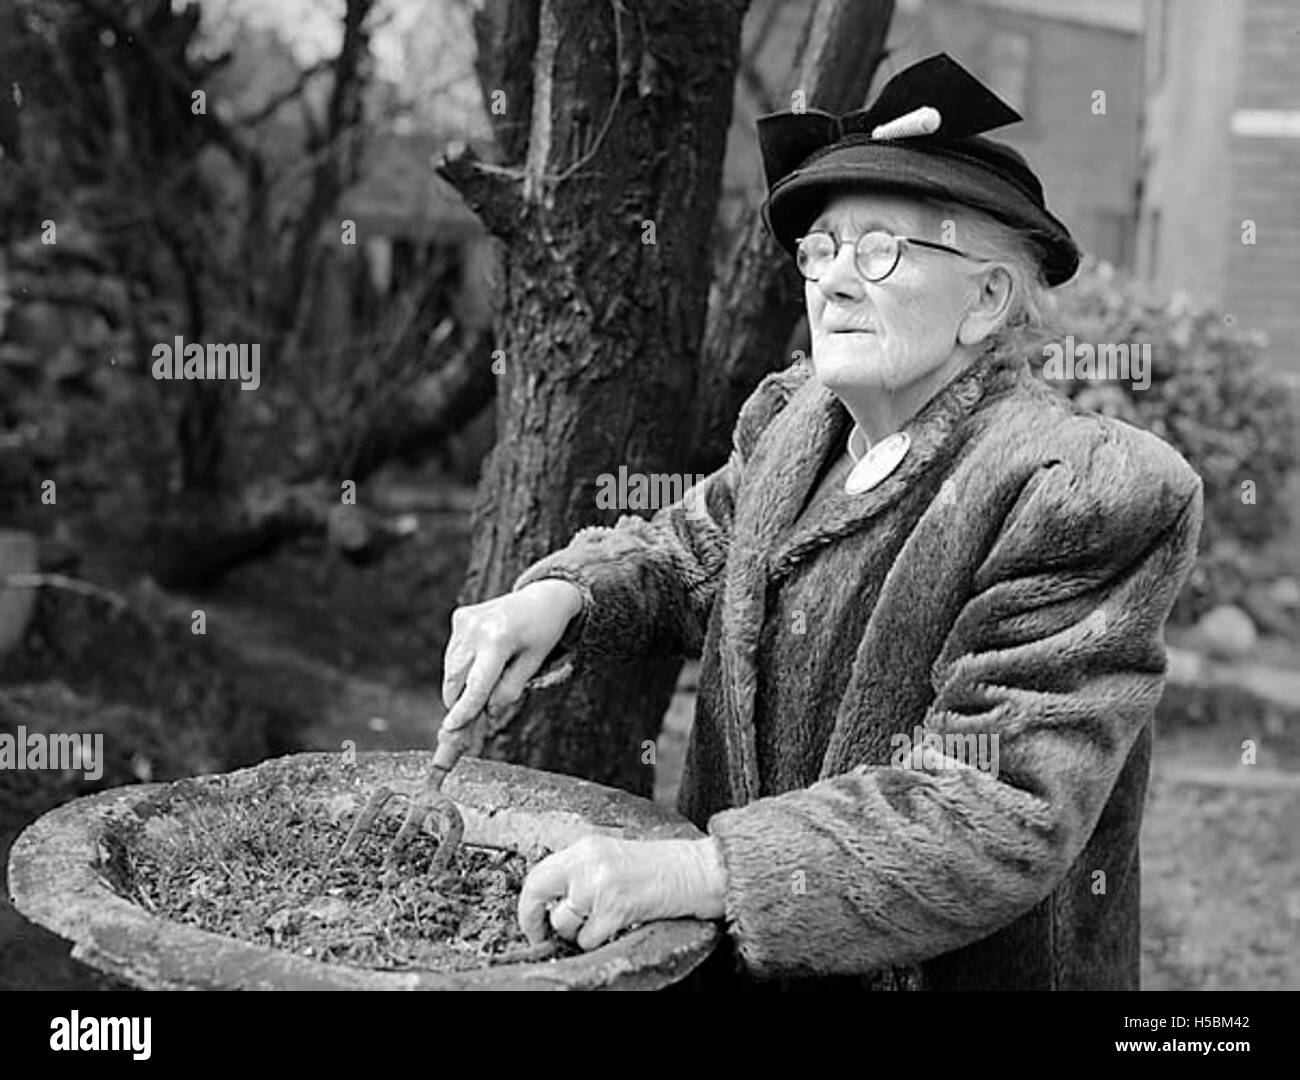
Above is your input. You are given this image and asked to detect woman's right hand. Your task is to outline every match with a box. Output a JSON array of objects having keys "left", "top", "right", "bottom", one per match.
[{"left": 439, "top": 579, "right": 585, "bottom": 734}]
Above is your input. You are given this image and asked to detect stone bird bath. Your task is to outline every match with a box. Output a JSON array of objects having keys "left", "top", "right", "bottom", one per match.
[{"left": 7, "top": 751, "right": 720, "bottom": 990}]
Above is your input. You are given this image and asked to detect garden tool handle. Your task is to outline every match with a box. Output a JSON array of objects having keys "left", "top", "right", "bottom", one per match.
[
  {"left": 431, "top": 716, "right": 477, "bottom": 778},
  {"left": 432, "top": 666, "right": 558, "bottom": 786},
  {"left": 433, "top": 666, "right": 557, "bottom": 779}
]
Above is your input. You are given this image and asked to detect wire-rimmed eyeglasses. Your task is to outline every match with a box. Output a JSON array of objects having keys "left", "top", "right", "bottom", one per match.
[{"left": 795, "top": 229, "right": 976, "bottom": 283}]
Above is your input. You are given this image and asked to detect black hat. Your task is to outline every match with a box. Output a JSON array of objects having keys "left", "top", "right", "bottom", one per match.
[{"left": 759, "top": 53, "right": 1080, "bottom": 286}]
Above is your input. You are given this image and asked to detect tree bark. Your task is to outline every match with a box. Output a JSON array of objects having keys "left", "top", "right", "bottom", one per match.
[
  {"left": 470, "top": 0, "right": 540, "bottom": 165},
  {"left": 444, "top": 0, "right": 747, "bottom": 795},
  {"left": 691, "top": 0, "right": 895, "bottom": 471}
]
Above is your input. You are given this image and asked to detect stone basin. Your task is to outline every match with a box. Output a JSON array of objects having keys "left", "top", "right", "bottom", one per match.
[{"left": 7, "top": 751, "right": 721, "bottom": 990}]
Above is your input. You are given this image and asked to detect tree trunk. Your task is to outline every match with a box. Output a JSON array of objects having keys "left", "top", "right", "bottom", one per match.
[
  {"left": 444, "top": 0, "right": 747, "bottom": 795},
  {"left": 691, "top": 0, "right": 895, "bottom": 471}
]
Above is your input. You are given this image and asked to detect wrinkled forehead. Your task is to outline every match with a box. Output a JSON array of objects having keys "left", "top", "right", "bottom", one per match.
[{"left": 808, "top": 189, "right": 945, "bottom": 237}]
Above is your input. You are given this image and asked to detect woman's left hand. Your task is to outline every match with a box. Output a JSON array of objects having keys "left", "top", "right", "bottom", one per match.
[{"left": 517, "top": 835, "right": 728, "bottom": 951}]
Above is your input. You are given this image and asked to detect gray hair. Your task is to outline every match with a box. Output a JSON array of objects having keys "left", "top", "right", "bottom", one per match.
[{"left": 925, "top": 199, "right": 1062, "bottom": 360}]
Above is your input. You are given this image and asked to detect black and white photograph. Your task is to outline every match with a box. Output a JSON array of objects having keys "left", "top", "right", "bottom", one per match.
[{"left": 0, "top": 0, "right": 1295, "bottom": 1035}]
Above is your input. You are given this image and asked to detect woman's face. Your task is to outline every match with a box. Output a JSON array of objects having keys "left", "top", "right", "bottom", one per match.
[{"left": 803, "top": 192, "right": 980, "bottom": 399}]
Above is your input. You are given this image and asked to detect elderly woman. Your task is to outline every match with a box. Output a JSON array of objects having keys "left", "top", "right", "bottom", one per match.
[{"left": 438, "top": 54, "right": 1203, "bottom": 990}]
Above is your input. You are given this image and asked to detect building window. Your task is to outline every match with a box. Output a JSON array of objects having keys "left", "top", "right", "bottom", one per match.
[{"left": 985, "top": 30, "right": 1031, "bottom": 117}]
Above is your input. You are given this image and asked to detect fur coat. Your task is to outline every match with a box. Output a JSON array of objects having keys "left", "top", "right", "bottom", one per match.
[{"left": 514, "top": 348, "right": 1204, "bottom": 990}]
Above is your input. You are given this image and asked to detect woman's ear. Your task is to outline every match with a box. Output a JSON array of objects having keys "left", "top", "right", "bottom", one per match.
[{"left": 957, "top": 264, "right": 1014, "bottom": 347}]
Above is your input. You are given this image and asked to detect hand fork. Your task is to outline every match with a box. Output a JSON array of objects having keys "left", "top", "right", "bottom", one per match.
[
  {"left": 339, "top": 661, "right": 575, "bottom": 875},
  {"left": 338, "top": 721, "right": 475, "bottom": 875}
]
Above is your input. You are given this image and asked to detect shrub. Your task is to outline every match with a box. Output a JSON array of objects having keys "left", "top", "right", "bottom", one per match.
[{"left": 1036, "top": 258, "right": 1299, "bottom": 623}]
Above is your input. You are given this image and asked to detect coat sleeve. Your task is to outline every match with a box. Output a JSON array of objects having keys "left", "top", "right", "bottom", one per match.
[
  {"left": 512, "top": 365, "right": 809, "bottom": 659},
  {"left": 706, "top": 425, "right": 1204, "bottom": 979}
]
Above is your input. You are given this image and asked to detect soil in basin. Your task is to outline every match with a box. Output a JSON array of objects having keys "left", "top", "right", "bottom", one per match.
[{"left": 96, "top": 778, "right": 580, "bottom": 973}]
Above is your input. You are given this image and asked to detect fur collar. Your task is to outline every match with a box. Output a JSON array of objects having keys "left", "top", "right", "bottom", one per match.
[{"left": 717, "top": 349, "right": 1033, "bottom": 805}]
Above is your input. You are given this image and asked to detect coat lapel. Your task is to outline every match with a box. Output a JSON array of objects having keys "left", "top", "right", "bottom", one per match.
[
  {"left": 716, "top": 350, "right": 1030, "bottom": 805},
  {"left": 770, "top": 354, "right": 1024, "bottom": 576}
]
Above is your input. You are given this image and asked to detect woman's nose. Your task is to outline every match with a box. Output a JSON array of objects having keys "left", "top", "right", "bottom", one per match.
[{"left": 816, "top": 240, "right": 866, "bottom": 303}]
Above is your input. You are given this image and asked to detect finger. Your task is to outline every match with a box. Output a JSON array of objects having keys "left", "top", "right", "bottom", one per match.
[
  {"left": 517, "top": 891, "right": 551, "bottom": 946},
  {"left": 486, "top": 652, "right": 542, "bottom": 715},
  {"left": 441, "top": 647, "right": 509, "bottom": 732},
  {"left": 548, "top": 897, "right": 587, "bottom": 942},
  {"left": 576, "top": 909, "right": 623, "bottom": 952},
  {"left": 441, "top": 637, "right": 475, "bottom": 710},
  {"left": 517, "top": 852, "right": 576, "bottom": 944}
]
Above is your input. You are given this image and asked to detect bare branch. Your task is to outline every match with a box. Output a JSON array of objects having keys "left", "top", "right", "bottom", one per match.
[
  {"left": 7, "top": 275, "right": 125, "bottom": 329},
  {"left": 149, "top": 478, "right": 413, "bottom": 588},
  {"left": 334, "top": 332, "right": 497, "bottom": 482},
  {"left": 76, "top": 0, "right": 261, "bottom": 175},
  {"left": 273, "top": 0, "right": 376, "bottom": 354},
  {"left": 4, "top": 573, "right": 128, "bottom": 613},
  {"left": 235, "top": 58, "right": 333, "bottom": 128},
  {"left": 437, "top": 143, "right": 522, "bottom": 239}
]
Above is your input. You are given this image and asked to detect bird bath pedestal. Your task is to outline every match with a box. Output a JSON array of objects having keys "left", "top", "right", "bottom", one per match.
[{"left": 7, "top": 752, "right": 720, "bottom": 990}]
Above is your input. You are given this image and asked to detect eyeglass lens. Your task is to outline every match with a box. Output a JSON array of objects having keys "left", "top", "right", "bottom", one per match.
[{"left": 796, "top": 232, "right": 900, "bottom": 282}]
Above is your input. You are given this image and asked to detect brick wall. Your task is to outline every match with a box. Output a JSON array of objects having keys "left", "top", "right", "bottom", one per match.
[
  {"left": 1140, "top": 0, "right": 1300, "bottom": 382},
  {"left": 1224, "top": 0, "right": 1300, "bottom": 377}
]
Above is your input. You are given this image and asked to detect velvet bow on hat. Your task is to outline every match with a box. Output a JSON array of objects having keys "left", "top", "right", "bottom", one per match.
[{"left": 759, "top": 53, "right": 1080, "bottom": 286}]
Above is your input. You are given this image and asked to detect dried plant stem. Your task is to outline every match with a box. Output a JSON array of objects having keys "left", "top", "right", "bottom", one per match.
[{"left": 4, "top": 572, "right": 129, "bottom": 612}]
